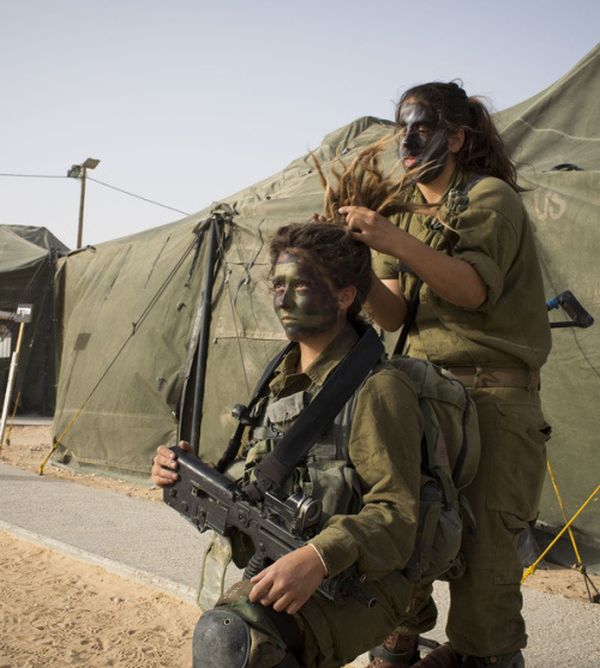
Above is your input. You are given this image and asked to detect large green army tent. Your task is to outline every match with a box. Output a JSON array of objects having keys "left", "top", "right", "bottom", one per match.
[
  {"left": 0, "top": 225, "right": 68, "bottom": 415},
  {"left": 53, "top": 45, "right": 599, "bottom": 546}
]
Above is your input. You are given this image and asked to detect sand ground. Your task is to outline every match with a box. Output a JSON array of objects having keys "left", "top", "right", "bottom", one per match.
[
  {"left": 0, "top": 529, "right": 198, "bottom": 667},
  {"left": 0, "top": 425, "right": 596, "bottom": 667}
]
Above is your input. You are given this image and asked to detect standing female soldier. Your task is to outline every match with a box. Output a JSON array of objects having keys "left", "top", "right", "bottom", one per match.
[{"left": 340, "top": 82, "right": 551, "bottom": 668}]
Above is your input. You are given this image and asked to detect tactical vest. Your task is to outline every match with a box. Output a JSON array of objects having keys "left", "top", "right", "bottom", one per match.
[
  {"left": 242, "top": 385, "right": 362, "bottom": 526},
  {"left": 197, "top": 356, "right": 480, "bottom": 610}
]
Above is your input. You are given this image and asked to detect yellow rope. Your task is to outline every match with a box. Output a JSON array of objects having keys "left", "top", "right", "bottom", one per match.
[
  {"left": 546, "top": 460, "right": 585, "bottom": 568},
  {"left": 522, "top": 482, "right": 600, "bottom": 583},
  {"left": 38, "top": 405, "right": 86, "bottom": 475}
]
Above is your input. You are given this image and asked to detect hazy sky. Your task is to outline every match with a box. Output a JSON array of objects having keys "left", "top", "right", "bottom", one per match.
[{"left": 1, "top": 1, "right": 598, "bottom": 249}]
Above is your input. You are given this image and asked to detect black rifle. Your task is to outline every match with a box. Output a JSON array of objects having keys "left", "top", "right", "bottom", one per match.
[{"left": 163, "top": 446, "right": 376, "bottom": 608}]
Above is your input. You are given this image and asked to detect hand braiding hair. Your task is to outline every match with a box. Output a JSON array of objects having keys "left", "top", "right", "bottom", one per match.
[{"left": 310, "top": 136, "right": 438, "bottom": 223}]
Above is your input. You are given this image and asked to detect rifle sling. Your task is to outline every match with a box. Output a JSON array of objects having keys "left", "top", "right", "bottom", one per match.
[
  {"left": 215, "top": 342, "right": 294, "bottom": 473},
  {"left": 243, "top": 325, "right": 384, "bottom": 502}
]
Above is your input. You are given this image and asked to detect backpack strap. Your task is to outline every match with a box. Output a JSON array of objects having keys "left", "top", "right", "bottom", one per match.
[
  {"left": 419, "top": 401, "right": 458, "bottom": 509},
  {"left": 243, "top": 324, "right": 384, "bottom": 502}
]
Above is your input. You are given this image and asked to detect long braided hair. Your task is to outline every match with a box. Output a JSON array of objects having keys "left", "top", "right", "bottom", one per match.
[{"left": 310, "top": 137, "right": 433, "bottom": 223}]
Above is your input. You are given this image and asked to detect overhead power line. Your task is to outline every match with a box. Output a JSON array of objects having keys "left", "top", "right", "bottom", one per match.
[
  {"left": 0, "top": 172, "right": 66, "bottom": 179},
  {"left": 0, "top": 171, "right": 191, "bottom": 216},
  {"left": 87, "top": 176, "right": 191, "bottom": 216}
]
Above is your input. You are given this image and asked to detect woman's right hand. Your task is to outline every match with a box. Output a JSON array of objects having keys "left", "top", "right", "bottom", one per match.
[
  {"left": 338, "top": 206, "right": 400, "bottom": 255},
  {"left": 151, "top": 440, "right": 191, "bottom": 486}
]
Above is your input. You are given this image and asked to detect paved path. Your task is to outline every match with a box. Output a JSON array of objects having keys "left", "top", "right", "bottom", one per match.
[{"left": 1, "top": 463, "right": 598, "bottom": 667}]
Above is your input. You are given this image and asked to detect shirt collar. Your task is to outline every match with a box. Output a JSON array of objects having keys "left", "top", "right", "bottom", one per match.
[
  {"left": 269, "top": 323, "right": 360, "bottom": 398},
  {"left": 411, "top": 167, "right": 467, "bottom": 205}
]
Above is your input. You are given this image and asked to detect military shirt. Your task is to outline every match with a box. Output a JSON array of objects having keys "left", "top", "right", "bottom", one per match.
[
  {"left": 250, "top": 323, "right": 423, "bottom": 581},
  {"left": 373, "top": 174, "right": 551, "bottom": 370}
]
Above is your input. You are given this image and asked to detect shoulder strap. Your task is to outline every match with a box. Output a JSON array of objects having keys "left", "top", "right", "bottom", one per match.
[
  {"left": 243, "top": 324, "right": 384, "bottom": 502},
  {"left": 393, "top": 277, "right": 423, "bottom": 356},
  {"left": 393, "top": 175, "right": 485, "bottom": 357},
  {"left": 215, "top": 341, "right": 294, "bottom": 473}
]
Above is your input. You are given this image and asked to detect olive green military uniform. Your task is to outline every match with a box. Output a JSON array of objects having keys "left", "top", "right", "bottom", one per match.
[
  {"left": 218, "top": 324, "right": 428, "bottom": 668},
  {"left": 373, "top": 173, "right": 552, "bottom": 657}
]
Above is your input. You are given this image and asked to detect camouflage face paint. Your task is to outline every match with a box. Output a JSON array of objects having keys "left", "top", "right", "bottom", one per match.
[
  {"left": 397, "top": 102, "right": 449, "bottom": 184},
  {"left": 272, "top": 252, "right": 339, "bottom": 341}
]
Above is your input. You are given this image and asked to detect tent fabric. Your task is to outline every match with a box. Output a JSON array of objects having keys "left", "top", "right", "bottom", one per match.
[
  {"left": 53, "top": 46, "right": 599, "bottom": 545},
  {"left": 494, "top": 44, "right": 600, "bottom": 545},
  {"left": 52, "top": 118, "right": 396, "bottom": 477},
  {"left": 53, "top": 218, "right": 205, "bottom": 474},
  {"left": 2, "top": 224, "right": 69, "bottom": 256},
  {"left": 0, "top": 226, "right": 49, "bottom": 272},
  {"left": 0, "top": 225, "right": 68, "bottom": 415}
]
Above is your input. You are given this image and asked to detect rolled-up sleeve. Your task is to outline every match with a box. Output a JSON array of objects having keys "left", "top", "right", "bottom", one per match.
[
  {"left": 372, "top": 249, "right": 401, "bottom": 281},
  {"left": 308, "top": 368, "right": 423, "bottom": 579},
  {"left": 451, "top": 181, "right": 523, "bottom": 311}
]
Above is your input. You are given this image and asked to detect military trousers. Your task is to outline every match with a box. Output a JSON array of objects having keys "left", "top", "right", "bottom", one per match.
[{"left": 393, "top": 386, "right": 549, "bottom": 657}]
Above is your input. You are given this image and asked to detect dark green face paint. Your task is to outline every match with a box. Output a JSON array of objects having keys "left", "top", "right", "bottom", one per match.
[
  {"left": 397, "top": 102, "right": 449, "bottom": 183},
  {"left": 272, "top": 252, "right": 338, "bottom": 340}
]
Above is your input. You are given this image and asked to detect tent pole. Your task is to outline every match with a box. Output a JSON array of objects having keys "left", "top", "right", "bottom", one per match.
[
  {"left": 189, "top": 218, "right": 220, "bottom": 456},
  {"left": 0, "top": 321, "right": 26, "bottom": 445}
]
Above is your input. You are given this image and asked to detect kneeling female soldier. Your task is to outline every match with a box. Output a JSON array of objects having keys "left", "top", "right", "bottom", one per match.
[{"left": 153, "top": 222, "right": 465, "bottom": 667}]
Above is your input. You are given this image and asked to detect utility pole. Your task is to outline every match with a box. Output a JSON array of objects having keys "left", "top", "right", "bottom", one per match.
[{"left": 67, "top": 157, "right": 100, "bottom": 248}]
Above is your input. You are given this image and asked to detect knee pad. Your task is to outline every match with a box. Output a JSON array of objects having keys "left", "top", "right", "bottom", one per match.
[
  {"left": 192, "top": 607, "right": 302, "bottom": 668},
  {"left": 192, "top": 608, "right": 250, "bottom": 668}
]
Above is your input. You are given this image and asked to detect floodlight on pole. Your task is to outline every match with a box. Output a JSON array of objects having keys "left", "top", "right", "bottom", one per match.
[{"left": 67, "top": 157, "right": 100, "bottom": 248}]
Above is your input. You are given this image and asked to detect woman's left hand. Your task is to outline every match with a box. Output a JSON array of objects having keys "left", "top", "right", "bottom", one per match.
[
  {"left": 248, "top": 545, "right": 327, "bottom": 615},
  {"left": 338, "top": 206, "right": 399, "bottom": 255}
]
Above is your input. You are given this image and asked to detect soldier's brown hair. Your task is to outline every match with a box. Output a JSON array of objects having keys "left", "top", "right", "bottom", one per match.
[{"left": 269, "top": 222, "right": 371, "bottom": 321}]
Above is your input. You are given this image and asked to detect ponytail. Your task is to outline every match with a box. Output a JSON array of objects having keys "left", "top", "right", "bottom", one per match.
[
  {"left": 398, "top": 82, "right": 523, "bottom": 192},
  {"left": 461, "top": 96, "right": 522, "bottom": 192}
]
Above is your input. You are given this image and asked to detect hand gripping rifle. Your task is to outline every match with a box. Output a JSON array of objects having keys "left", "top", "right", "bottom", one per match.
[{"left": 163, "top": 445, "right": 376, "bottom": 608}]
